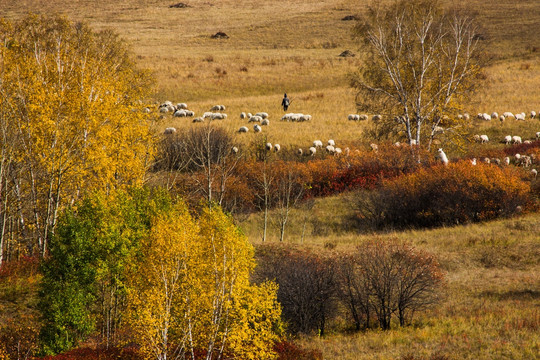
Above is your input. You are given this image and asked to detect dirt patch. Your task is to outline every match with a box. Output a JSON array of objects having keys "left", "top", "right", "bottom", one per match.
[
  {"left": 338, "top": 50, "right": 355, "bottom": 57},
  {"left": 341, "top": 15, "right": 358, "bottom": 21},
  {"left": 169, "top": 2, "right": 190, "bottom": 8},
  {"left": 211, "top": 31, "right": 229, "bottom": 39}
]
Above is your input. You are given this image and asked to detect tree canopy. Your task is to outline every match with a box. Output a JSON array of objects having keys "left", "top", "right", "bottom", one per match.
[
  {"left": 0, "top": 14, "right": 155, "bottom": 259},
  {"left": 351, "top": 0, "right": 484, "bottom": 152}
]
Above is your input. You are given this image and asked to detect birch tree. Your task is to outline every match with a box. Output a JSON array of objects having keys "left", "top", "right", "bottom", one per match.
[{"left": 350, "top": 0, "right": 484, "bottom": 154}]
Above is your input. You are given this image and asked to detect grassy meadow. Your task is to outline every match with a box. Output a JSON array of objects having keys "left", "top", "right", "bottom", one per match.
[{"left": 1, "top": 0, "right": 540, "bottom": 359}]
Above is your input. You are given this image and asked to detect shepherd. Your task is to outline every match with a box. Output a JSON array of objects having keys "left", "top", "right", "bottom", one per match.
[{"left": 281, "top": 93, "right": 290, "bottom": 111}]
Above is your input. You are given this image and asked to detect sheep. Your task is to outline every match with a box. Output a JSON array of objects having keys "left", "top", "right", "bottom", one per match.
[
  {"left": 176, "top": 103, "right": 188, "bottom": 110},
  {"left": 265, "top": 142, "right": 272, "bottom": 151},
  {"left": 297, "top": 148, "right": 303, "bottom": 156},
  {"left": 372, "top": 114, "right": 382, "bottom": 121},
  {"left": 481, "top": 113, "right": 491, "bottom": 121},
  {"left": 503, "top": 112, "right": 515, "bottom": 119},
  {"left": 438, "top": 148, "right": 449, "bottom": 165},
  {"left": 159, "top": 107, "right": 169, "bottom": 113},
  {"left": 313, "top": 140, "right": 323, "bottom": 148},
  {"left": 211, "top": 113, "right": 227, "bottom": 120},
  {"left": 504, "top": 157, "right": 511, "bottom": 165},
  {"left": 503, "top": 135, "right": 512, "bottom": 145},
  {"left": 463, "top": 113, "right": 470, "bottom": 121},
  {"left": 326, "top": 145, "right": 335, "bottom": 153},
  {"left": 231, "top": 146, "right": 239, "bottom": 154},
  {"left": 249, "top": 115, "right": 262, "bottom": 123},
  {"left": 473, "top": 134, "right": 481, "bottom": 142},
  {"left": 186, "top": 111, "right": 195, "bottom": 117},
  {"left": 483, "top": 157, "right": 491, "bottom": 164},
  {"left": 531, "top": 111, "right": 537, "bottom": 119},
  {"left": 348, "top": 114, "right": 359, "bottom": 121},
  {"left": 143, "top": 107, "right": 151, "bottom": 113},
  {"left": 536, "top": 132, "right": 540, "bottom": 139},
  {"left": 359, "top": 114, "right": 368, "bottom": 121},
  {"left": 517, "top": 155, "right": 532, "bottom": 167},
  {"left": 491, "top": 112, "right": 499, "bottom": 119},
  {"left": 480, "top": 134, "right": 489, "bottom": 143},
  {"left": 334, "top": 147, "right": 342, "bottom": 155},
  {"left": 173, "top": 109, "right": 187, "bottom": 117},
  {"left": 328, "top": 139, "right": 336, "bottom": 147},
  {"left": 238, "top": 126, "right": 248, "bottom": 133},
  {"left": 219, "top": 105, "right": 226, "bottom": 111},
  {"left": 515, "top": 113, "right": 526, "bottom": 121},
  {"left": 274, "top": 144, "right": 281, "bottom": 152},
  {"left": 532, "top": 169, "right": 538, "bottom": 178},
  {"left": 299, "top": 114, "right": 312, "bottom": 122},
  {"left": 210, "top": 105, "right": 221, "bottom": 111},
  {"left": 253, "top": 124, "right": 262, "bottom": 132},
  {"left": 524, "top": 140, "right": 533, "bottom": 145},
  {"left": 247, "top": 112, "right": 252, "bottom": 118},
  {"left": 344, "top": 147, "right": 350, "bottom": 156},
  {"left": 255, "top": 112, "right": 269, "bottom": 119},
  {"left": 457, "top": 114, "right": 463, "bottom": 120},
  {"left": 410, "top": 139, "right": 418, "bottom": 146},
  {"left": 370, "top": 143, "right": 379, "bottom": 152},
  {"left": 309, "top": 147, "right": 317, "bottom": 156},
  {"left": 281, "top": 113, "right": 292, "bottom": 121},
  {"left": 261, "top": 119, "right": 270, "bottom": 126},
  {"left": 499, "top": 115, "right": 506, "bottom": 124},
  {"left": 471, "top": 158, "right": 477, "bottom": 165},
  {"left": 202, "top": 112, "right": 213, "bottom": 119},
  {"left": 240, "top": 112, "right": 246, "bottom": 119},
  {"left": 192, "top": 117, "right": 204, "bottom": 123},
  {"left": 512, "top": 135, "right": 522, "bottom": 144},
  {"left": 491, "top": 158, "right": 501, "bottom": 165},
  {"left": 164, "top": 127, "right": 177, "bottom": 134}
]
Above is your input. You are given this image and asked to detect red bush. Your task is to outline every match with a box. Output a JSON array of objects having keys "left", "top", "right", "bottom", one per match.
[{"left": 273, "top": 340, "right": 323, "bottom": 360}]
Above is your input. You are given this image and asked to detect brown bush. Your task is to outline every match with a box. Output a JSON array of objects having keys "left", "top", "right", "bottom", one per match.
[{"left": 354, "top": 161, "right": 533, "bottom": 230}]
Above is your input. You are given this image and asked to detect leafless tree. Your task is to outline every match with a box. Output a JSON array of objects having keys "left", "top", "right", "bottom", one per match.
[{"left": 351, "top": 0, "right": 484, "bottom": 154}]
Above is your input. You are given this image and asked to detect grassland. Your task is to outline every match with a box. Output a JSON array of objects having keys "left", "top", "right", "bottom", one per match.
[{"left": 2, "top": 0, "right": 540, "bottom": 359}]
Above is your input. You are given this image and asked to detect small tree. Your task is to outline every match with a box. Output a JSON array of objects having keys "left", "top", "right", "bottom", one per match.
[
  {"left": 351, "top": 0, "right": 483, "bottom": 153},
  {"left": 356, "top": 239, "right": 445, "bottom": 330}
]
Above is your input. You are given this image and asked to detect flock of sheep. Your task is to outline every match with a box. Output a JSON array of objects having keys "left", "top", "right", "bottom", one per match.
[{"left": 156, "top": 100, "right": 538, "bottom": 176}]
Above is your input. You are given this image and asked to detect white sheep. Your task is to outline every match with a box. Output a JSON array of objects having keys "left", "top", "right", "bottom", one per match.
[
  {"left": 309, "top": 147, "right": 317, "bottom": 156},
  {"left": 253, "top": 124, "right": 262, "bottom": 132},
  {"left": 176, "top": 103, "right": 188, "bottom": 110},
  {"left": 463, "top": 113, "right": 470, "bottom": 121},
  {"left": 274, "top": 144, "right": 281, "bottom": 152},
  {"left": 238, "top": 126, "right": 248, "bottom": 133},
  {"left": 328, "top": 139, "right": 336, "bottom": 147},
  {"left": 491, "top": 112, "right": 499, "bottom": 119},
  {"left": 219, "top": 105, "right": 226, "bottom": 111},
  {"left": 359, "top": 114, "right": 368, "bottom": 121},
  {"left": 348, "top": 114, "right": 358, "bottom": 121},
  {"left": 313, "top": 140, "right": 323, "bottom": 148},
  {"left": 186, "top": 110, "right": 195, "bottom": 117},
  {"left": 504, "top": 157, "right": 510, "bottom": 165},
  {"left": 249, "top": 115, "right": 262, "bottom": 123},
  {"left": 512, "top": 135, "right": 522, "bottom": 144},
  {"left": 159, "top": 107, "right": 169, "bottom": 113},
  {"left": 326, "top": 145, "right": 335, "bottom": 153},
  {"left": 210, "top": 105, "right": 221, "bottom": 111},
  {"left": 370, "top": 143, "right": 379, "bottom": 152},
  {"left": 503, "top": 112, "right": 515, "bottom": 119},
  {"left": 265, "top": 142, "right": 272, "bottom": 151},
  {"left": 532, "top": 169, "right": 538, "bottom": 178},
  {"left": 481, "top": 113, "right": 491, "bottom": 121},
  {"left": 499, "top": 115, "right": 506, "bottom": 123},
  {"left": 504, "top": 135, "right": 512, "bottom": 145},
  {"left": 372, "top": 114, "right": 382, "bottom": 121},
  {"left": 143, "top": 107, "right": 151, "bottom": 113},
  {"left": 438, "top": 148, "right": 449, "bottom": 165},
  {"left": 240, "top": 112, "right": 246, "bottom": 119},
  {"left": 192, "top": 117, "right": 204, "bottom": 123},
  {"left": 480, "top": 134, "right": 489, "bottom": 143},
  {"left": 536, "top": 132, "right": 540, "bottom": 139},
  {"left": 531, "top": 111, "right": 537, "bottom": 119},
  {"left": 524, "top": 140, "right": 533, "bottom": 144},
  {"left": 299, "top": 114, "right": 312, "bottom": 122},
  {"left": 173, "top": 109, "right": 187, "bottom": 117},
  {"left": 483, "top": 157, "right": 491, "bottom": 164},
  {"left": 298, "top": 148, "right": 303, "bottom": 156},
  {"left": 515, "top": 113, "right": 526, "bottom": 121},
  {"left": 247, "top": 112, "right": 252, "bottom": 118},
  {"left": 231, "top": 146, "right": 239, "bottom": 154},
  {"left": 261, "top": 119, "right": 270, "bottom": 126},
  {"left": 164, "top": 127, "right": 176, "bottom": 134},
  {"left": 202, "top": 112, "right": 213, "bottom": 119},
  {"left": 334, "top": 147, "right": 342, "bottom": 155},
  {"left": 255, "top": 112, "right": 269, "bottom": 119},
  {"left": 471, "top": 158, "right": 477, "bottom": 165}
]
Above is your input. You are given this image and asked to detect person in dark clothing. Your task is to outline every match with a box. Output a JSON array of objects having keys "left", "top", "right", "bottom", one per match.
[{"left": 281, "top": 93, "right": 290, "bottom": 111}]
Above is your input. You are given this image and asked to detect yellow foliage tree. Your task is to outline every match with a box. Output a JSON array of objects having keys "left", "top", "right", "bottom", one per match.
[
  {"left": 0, "top": 14, "right": 154, "bottom": 258},
  {"left": 127, "top": 203, "right": 282, "bottom": 360}
]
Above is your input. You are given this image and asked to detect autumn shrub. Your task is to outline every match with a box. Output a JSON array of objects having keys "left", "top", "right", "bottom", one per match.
[
  {"left": 254, "top": 245, "right": 338, "bottom": 335},
  {"left": 36, "top": 345, "right": 143, "bottom": 360},
  {"left": 0, "top": 315, "right": 39, "bottom": 360},
  {"left": 273, "top": 340, "right": 323, "bottom": 360},
  {"left": 354, "top": 161, "right": 533, "bottom": 230},
  {"left": 503, "top": 139, "right": 540, "bottom": 156}
]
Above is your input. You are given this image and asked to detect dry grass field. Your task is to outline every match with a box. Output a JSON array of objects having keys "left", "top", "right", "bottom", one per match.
[{"left": 2, "top": 0, "right": 540, "bottom": 359}]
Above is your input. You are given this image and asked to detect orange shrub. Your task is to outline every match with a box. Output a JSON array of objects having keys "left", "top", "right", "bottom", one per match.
[{"left": 354, "top": 161, "right": 533, "bottom": 229}]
